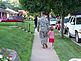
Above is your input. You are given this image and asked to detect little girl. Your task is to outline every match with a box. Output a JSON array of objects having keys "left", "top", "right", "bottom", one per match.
[{"left": 48, "top": 26, "right": 55, "bottom": 49}]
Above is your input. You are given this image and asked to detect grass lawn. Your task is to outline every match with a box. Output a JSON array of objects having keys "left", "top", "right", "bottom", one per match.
[
  {"left": 0, "top": 22, "right": 17, "bottom": 26},
  {"left": 0, "top": 21, "right": 34, "bottom": 61},
  {"left": 54, "top": 29, "right": 81, "bottom": 61}
]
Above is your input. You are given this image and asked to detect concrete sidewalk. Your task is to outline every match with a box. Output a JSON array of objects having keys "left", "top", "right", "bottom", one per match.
[{"left": 30, "top": 29, "right": 60, "bottom": 61}]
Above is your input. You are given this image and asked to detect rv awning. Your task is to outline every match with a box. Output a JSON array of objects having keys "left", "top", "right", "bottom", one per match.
[{"left": 5, "top": 8, "right": 18, "bottom": 14}]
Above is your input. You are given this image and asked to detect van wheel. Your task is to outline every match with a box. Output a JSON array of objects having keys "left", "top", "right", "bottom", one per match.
[{"left": 75, "top": 32, "right": 80, "bottom": 43}]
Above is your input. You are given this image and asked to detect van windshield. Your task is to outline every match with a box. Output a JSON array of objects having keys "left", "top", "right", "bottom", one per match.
[
  {"left": 50, "top": 18, "right": 56, "bottom": 21},
  {"left": 76, "top": 18, "right": 81, "bottom": 24},
  {"left": 64, "top": 18, "right": 69, "bottom": 23}
]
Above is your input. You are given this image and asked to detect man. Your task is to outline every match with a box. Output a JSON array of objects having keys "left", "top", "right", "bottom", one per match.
[
  {"left": 37, "top": 11, "right": 50, "bottom": 49},
  {"left": 34, "top": 15, "right": 38, "bottom": 28}
]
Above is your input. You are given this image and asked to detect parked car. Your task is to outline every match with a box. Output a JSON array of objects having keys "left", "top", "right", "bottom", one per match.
[
  {"left": 67, "top": 15, "right": 81, "bottom": 42},
  {"left": 63, "top": 17, "right": 70, "bottom": 34},
  {"left": 1, "top": 16, "right": 23, "bottom": 22},
  {"left": 50, "top": 17, "right": 57, "bottom": 25}
]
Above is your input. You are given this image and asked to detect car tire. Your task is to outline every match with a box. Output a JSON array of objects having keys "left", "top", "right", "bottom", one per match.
[{"left": 75, "top": 32, "right": 81, "bottom": 43}]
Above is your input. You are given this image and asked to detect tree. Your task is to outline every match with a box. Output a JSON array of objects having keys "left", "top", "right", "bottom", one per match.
[
  {"left": 19, "top": 0, "right": 52, "bottom": 13},
  {"left": 0, "top": 1, "right": 6, "bottom": 9},
  {"left": 19, "top": 0, "right": 81, "bottom": 37},
  {"left": 0, "top": 1, "right": 22, "bottom": 11},
  {"left": 51, "top": 0, "right": 81, "bottom": 38}
]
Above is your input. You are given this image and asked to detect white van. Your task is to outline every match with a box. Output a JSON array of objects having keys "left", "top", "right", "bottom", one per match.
[
  {"left": 50, "top": 17, "right": 56, "bottom": 25},
  {"left": 67, "top": 15, "right": 81, "bottom": 42}
]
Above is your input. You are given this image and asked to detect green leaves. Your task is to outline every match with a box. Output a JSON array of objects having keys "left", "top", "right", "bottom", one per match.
[
  {"left": 0, "top": 1, "right": 6, "bottom": 9},
  {"left": 19, "top": 0, "right": 81, "bottom": 16},
  {"left": 19, "top": 0, "right": 51, "bottom": 13},
  {"left": 53, "top": 0, "right": 81, "bottom": 16},
  {"left": 0, "top": 1, "right": 22, "bottom": 11}
]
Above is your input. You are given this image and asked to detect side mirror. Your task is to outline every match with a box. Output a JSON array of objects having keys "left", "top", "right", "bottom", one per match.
[{"left": 71, "top": 22, "right": 74, "bottom": 25}]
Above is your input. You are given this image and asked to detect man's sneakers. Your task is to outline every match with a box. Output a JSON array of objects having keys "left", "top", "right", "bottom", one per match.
[{"left": 42, "top": 43, "right": 48, "bottom": 49}]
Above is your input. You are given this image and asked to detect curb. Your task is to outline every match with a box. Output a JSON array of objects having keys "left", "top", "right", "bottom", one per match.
[{"left": 64, "top": 34, "right": 81, "bottom": 47}]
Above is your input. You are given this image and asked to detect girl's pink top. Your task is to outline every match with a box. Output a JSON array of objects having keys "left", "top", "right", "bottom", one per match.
[{"left": 48, "top": 31, "right": 54, "bottom": 39}]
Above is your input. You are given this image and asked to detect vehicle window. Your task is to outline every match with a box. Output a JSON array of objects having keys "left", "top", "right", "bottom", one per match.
[
  {"left": 76, "top": 18, "right": 81, "bottom": 24},
  {"left": 73, "top": 18, "right": 75, "bottom": 25},
  {"left": 70, "top": 17, "right": 73, "bottom": 23},
  {"left": 50, "top": 18, "right": 56, "bottom": 21},
  {"left": 8, "top": 17, "right": 13, "bottom": 20},
  {"left": 73, "top": 18, "right": 75, "bottom": 22},
  {"left": 64, "top": 18, "right": 69, "bottom": 23}
]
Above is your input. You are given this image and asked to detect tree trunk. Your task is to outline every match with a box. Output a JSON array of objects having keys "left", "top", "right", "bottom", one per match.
[{"left": 61, "top": 16, "right": 64, "bottom": 38}]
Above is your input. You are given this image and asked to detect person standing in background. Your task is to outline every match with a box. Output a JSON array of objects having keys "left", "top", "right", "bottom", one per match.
[{"left": 34, "top": 15, "right": 38, "bottom": 29}]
